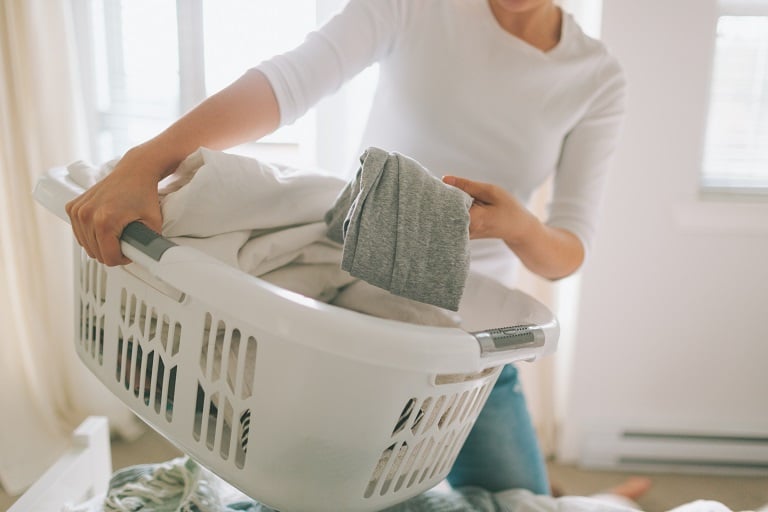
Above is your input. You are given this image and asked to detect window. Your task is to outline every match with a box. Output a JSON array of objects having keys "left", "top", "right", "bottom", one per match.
[
  {"left": 702, "top": 2, "right": 768, "bottom": 195},
  {"left": 72, "top": 0, "right": 317, "bottom": 165}
]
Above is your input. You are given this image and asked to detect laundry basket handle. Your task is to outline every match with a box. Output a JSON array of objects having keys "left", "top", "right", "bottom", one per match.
[
  {"left": 121, "top": 222, "right": 177, "bottom": 262},
  {"left": 32, "top": 168, "right": 177, "bottom": 267},
  {"left": 472, "top": 324, "right": 546, "bottom": 357}
]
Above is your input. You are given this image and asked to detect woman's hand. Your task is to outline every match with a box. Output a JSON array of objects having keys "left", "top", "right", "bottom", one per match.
[
  {"left": 442, "top": 175, "right": 584, "bottom": 280},
  {"left": 65, "top": 69, "right": 282, "bottom": 267},
  {"left": 442, "top": 175, "right": 536, "bottom": 243},
  {"left": 65, "top": 147, "right": 165, "bottom": 266}
]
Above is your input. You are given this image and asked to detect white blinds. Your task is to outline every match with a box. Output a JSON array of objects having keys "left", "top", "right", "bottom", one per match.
[{"left": 702, "top": 15, "right": 768, "bottom": 192}]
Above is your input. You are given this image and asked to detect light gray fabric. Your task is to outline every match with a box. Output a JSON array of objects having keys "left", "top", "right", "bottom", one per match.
[{"left": 325, "top": 147, "right": 473, "bottom": 311}]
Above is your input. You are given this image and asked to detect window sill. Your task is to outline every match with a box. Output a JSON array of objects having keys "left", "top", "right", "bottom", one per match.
[{"left": 675, "top": 196, "right": 768, "bottom": 235}]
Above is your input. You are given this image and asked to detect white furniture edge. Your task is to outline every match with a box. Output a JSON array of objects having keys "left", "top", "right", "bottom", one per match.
[{"left": 10, "top": 417, "right": 111, "bottom": 512}]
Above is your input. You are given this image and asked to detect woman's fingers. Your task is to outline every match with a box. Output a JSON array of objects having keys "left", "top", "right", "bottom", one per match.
[
  {"left": 467, "top": 202, "right": 494, "bottom": 239},
  {"left": 92, "top": 209, "right": 131, "bottom": 266},
  {"left": 442, "top": 175, "right": 498, "bottom": 204},
  {"left": 444, "top": 175, "right": 532, "bottom": 243},
  {"left": 71, "top": 200, "right": 147, "bottom": 266},
  {"left": 65, "top": 170, "right": 163, "bottom": 266},
  {"left": 443, "top": 175, "right": 499, "bottom": 239},
  {"left": 66, "top": 195, "right": 99, "bottom": 260}
]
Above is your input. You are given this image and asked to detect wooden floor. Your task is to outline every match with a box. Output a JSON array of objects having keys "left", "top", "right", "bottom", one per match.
[{"left": 547, "top": 461, "right": 768, "bottom": 512}]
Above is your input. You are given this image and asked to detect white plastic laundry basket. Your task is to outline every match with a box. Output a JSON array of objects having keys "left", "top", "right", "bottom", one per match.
[{"left": 35, "top": 167, "right": 559, "bottom": 512}]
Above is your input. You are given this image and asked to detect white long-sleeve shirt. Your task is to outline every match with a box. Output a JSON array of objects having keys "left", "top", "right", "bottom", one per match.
[{"left": 257, "top": 0, "right": 626, "bottom": 286}]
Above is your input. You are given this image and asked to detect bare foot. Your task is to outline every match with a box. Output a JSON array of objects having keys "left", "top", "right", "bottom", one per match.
[{"left": 608, "top": 476, "right": 652, "bottom": 501}]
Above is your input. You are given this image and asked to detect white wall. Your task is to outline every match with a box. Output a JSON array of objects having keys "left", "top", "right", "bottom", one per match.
[{"left": 559, "top": 0, "right": 768, "bottom": 465}]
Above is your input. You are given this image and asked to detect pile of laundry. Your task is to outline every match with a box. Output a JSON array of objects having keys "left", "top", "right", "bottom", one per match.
[{"left": 68, "top": 146, "right": 473, "bottom": 326}]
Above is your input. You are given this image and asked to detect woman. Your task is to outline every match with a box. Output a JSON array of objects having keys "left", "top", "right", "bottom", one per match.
[{"left": 66, "top": 0, "right": 626, "bottom": 496}]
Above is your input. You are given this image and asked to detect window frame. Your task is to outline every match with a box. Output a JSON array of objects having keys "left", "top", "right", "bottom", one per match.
[
  {"left": 70, "top": 0, "right": 316, "bottom": 166},
  {"left": 699, "top": 0, "right": 768, "bottom": 198}
]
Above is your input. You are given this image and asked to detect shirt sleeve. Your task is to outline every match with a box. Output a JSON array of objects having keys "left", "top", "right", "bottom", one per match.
[
  {"left": 255, "top": 0, "right": 407, "bottom": 126},
  {"left": 546, "top": 54, "right": 627, "bottom": 258}
]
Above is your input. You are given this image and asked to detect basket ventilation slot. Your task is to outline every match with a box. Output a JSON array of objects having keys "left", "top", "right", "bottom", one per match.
[
  {"left": 195, "top": 313, "right": 257, "bottom": 468},
  {"left": 365, "top": 379, "right": 496, "bottom": 499},
  {"left": 114, "top": 288, "right": 181, "bottom": 422},
  {"left": 78, "top": 255, "right": 107, "bottom": 364}
]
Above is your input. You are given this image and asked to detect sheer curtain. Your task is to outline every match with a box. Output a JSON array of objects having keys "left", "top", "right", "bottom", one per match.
[{"left": 0, "top": 0, "right": 141, "bottom": 496}]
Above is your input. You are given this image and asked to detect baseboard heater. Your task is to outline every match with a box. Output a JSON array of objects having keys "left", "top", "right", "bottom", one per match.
[{"left": 580, "top": 430, "right": 768, "bottom": 476}]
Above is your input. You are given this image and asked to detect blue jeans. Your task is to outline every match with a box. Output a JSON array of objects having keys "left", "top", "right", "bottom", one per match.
[{"left": 445, "top": 364, "right": 550, "bottom": 494}]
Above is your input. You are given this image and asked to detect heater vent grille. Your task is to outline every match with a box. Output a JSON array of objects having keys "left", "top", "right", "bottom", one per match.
[{"left": 580, "top": 430, "right": 768, "bottom": 476}]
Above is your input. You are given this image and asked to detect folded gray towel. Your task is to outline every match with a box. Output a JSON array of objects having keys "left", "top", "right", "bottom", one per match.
[{"left": 325, "top": 147, "right": 473, "bottom": 311}]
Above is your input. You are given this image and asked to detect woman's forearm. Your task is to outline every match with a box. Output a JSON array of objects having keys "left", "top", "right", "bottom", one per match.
[
  {"left": 503, "top": 221, "right": 585, "bottom": 280},
  {"left": 66, "top": 69, "right": 281, "bottom": 266},
  {"left": 132, "top": 68, "right": 281, "bottom": 181}
]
